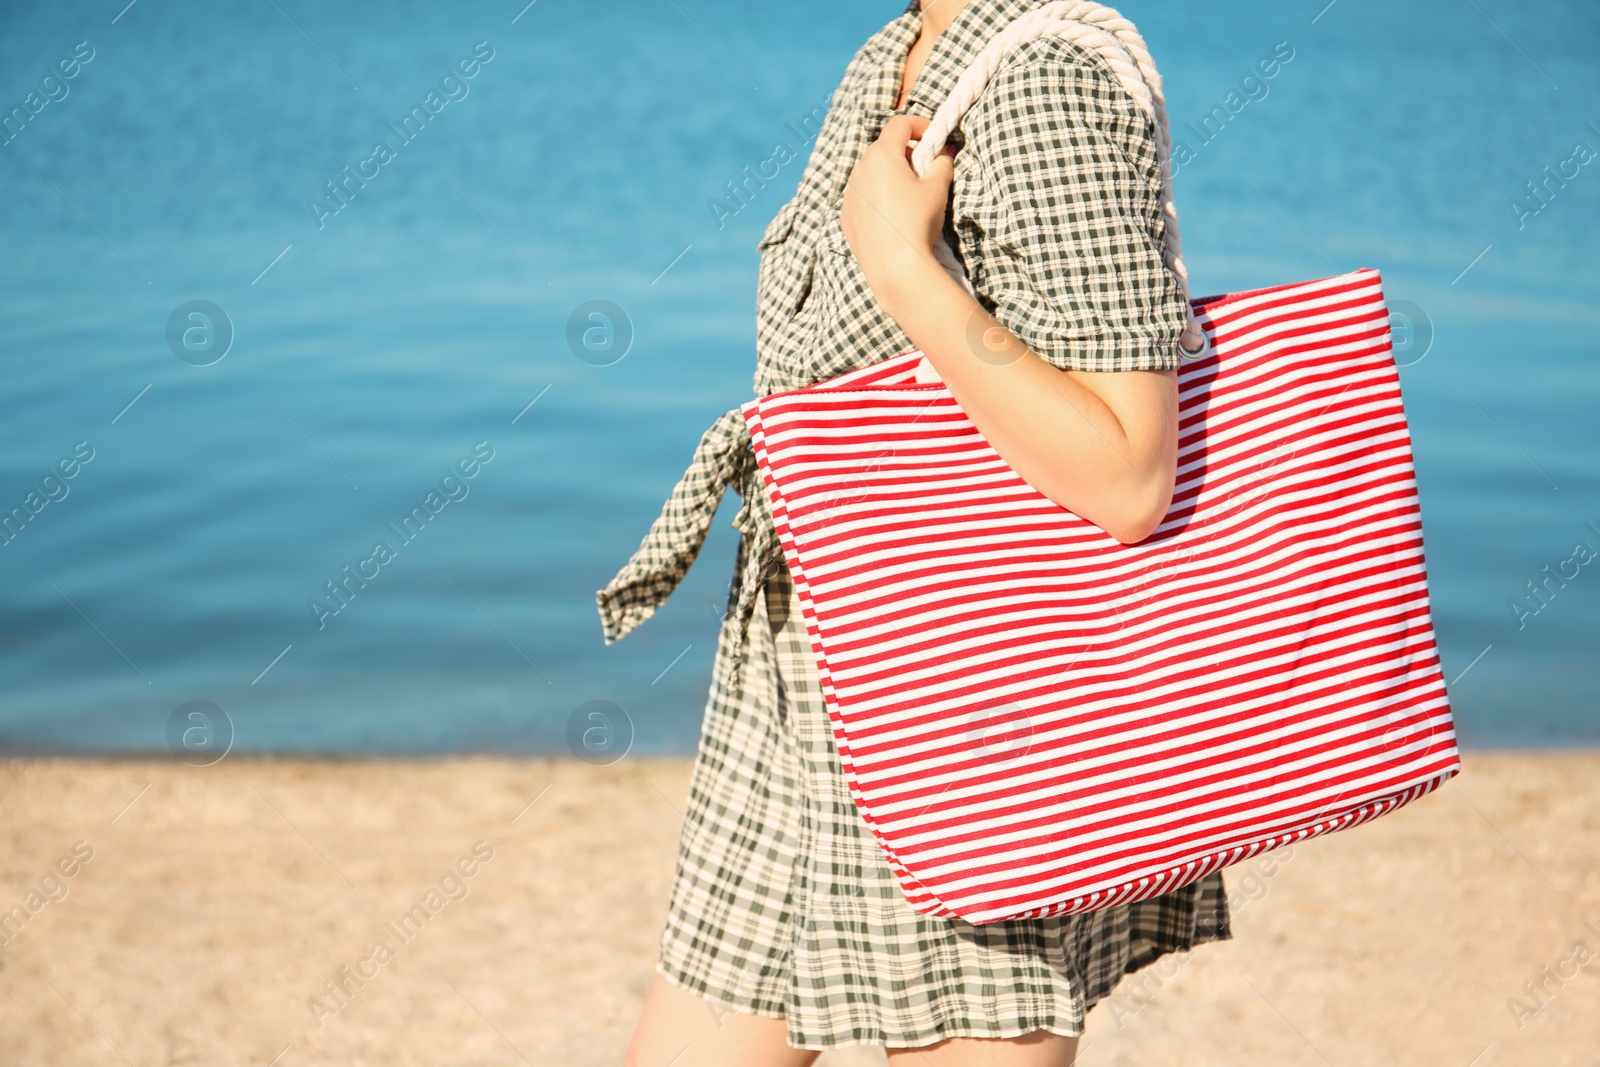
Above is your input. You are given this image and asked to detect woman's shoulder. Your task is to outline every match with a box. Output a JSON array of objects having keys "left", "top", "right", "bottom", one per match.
[{"left": 962, "top": 33, "right": 1154, "bottom": 139}]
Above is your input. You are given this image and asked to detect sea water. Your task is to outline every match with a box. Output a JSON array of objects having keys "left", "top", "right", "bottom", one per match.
[{"left": 0, "top": 0, "right": 1595, "bottom": 752}]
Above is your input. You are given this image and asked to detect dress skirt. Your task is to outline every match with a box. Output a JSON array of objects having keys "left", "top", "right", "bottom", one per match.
[{"left": 656, "top": 560, "right": 1234, "bottom": 1051}]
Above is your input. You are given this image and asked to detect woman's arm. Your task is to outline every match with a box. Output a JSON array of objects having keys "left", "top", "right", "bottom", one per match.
[{"left": 840, "top": 114, "right": 1180, "bottom": 545}]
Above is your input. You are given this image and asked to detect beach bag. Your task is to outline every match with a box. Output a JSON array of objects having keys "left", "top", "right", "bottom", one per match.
[{"left": 739, "top": 2, "right": 1460, "bottom": 925}]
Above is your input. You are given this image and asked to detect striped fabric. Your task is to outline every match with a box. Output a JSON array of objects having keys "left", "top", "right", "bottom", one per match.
[{"left": 741, "top": 267, "right": 1461, "bottom": 925}]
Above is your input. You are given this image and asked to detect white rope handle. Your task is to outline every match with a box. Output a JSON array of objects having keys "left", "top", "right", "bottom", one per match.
[{"left": 911, "top": 1, "right": 1209, "bottom": 360}]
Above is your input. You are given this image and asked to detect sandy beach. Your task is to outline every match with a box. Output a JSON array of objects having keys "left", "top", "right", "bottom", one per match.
[{"left": 1, "top": 752, "right": 1595, "bottom": 1066}]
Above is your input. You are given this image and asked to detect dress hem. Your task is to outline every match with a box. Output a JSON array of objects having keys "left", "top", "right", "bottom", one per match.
[
  {"left": 654, "top": 955, "right": 788, "bottom": 1022},
  {"left": 657, "top": 930, "right": 1233, "bottom": 1051}
]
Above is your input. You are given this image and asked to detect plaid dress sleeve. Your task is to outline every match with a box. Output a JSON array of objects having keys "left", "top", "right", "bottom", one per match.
[{"left": 951, "top": 37, "right": 1190, "bottom": 374}]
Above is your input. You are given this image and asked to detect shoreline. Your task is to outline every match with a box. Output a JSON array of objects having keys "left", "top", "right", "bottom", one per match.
[{"left": 4, "top": 742, "right": 1596, "bottom": 759}]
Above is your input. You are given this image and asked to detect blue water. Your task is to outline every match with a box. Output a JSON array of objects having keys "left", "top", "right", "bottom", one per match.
[{"left": 0, "top": 0, "right": 1595, "bottom": 754}]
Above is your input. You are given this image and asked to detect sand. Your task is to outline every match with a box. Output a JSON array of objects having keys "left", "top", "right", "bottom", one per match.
[{"left": 0, "top": 752, "right": 1595, "bottom": 1066}]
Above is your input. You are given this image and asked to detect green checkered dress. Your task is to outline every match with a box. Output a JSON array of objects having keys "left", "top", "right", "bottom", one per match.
[{"left": 598, "top": 0, "right": 1232, "bottom": 1050}]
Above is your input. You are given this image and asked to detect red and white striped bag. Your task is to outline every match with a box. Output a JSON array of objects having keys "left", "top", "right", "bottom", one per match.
[{"left": 739, "top": 5, "right": 1459, "bottom": 925}]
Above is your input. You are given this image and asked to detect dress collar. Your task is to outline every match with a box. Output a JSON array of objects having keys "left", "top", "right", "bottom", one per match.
[{"left": 864, "top": 0, "right": 1053, "bottom": 118}]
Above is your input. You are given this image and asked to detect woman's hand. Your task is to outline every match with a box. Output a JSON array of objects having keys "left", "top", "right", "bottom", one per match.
[{"left": 839, "top": 114, "right": 956, "bottom": 316}]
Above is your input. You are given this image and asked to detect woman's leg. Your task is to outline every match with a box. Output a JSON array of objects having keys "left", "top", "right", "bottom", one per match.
[
  {"left": 885, "top": 1030, "right": 1078, "bottom": 1067},
  {"left": 624, "top": 972, "right": 821, "bottom": 1067}
]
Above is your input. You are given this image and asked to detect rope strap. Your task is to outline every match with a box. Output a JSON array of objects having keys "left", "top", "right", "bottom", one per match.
[{"left": 910, "top": 1, "right": 1208, "bottom": 359}]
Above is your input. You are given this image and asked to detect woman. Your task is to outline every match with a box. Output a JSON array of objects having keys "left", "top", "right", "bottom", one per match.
[{"left": 601, "top": 1, "right": 1231, "bottom": 1063}]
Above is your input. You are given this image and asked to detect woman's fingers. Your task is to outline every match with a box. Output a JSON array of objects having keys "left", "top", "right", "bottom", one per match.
[
  {"left": 877, "top": 113, "right": 932, "bottom": 154},
  {"left": 921, "top": 149, "right": 955, "bottom": 189},
  {"left": 881, "top": 113, "right": 931, "bottom": 140},
  {"left": 840, "top": 112, "right": 957, "bottom": 287},
  {"left": 876, "top": 114, "right": 959, "bottom": 176}
]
